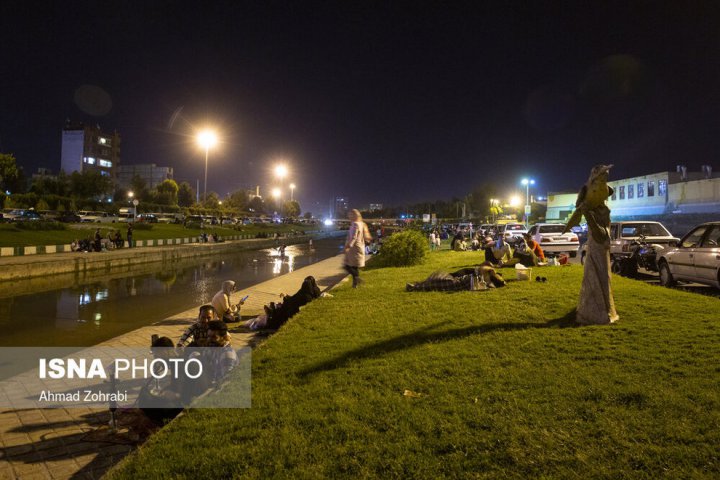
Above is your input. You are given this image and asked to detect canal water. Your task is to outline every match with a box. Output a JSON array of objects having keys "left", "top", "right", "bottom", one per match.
[{"left": 0, "top": 237, "right": 344, "bottom": 347}]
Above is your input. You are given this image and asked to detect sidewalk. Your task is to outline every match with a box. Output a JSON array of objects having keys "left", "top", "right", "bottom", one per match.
[{"left": 0, "top": 254, "right": 347, "bottom": 480}]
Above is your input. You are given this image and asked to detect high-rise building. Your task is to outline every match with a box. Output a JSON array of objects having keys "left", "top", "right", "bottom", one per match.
[
  {"left": 368, "top": 203, "right": 383, "bottom": 211},
  {"left": 116, "top": 164, "right": 174, "bottom": 190},
  {"left": 60, "top": 121, "right": 120, "bottom": 180},
  {"left": 334, "top": 196, "right": 349, "bottom": 218}
]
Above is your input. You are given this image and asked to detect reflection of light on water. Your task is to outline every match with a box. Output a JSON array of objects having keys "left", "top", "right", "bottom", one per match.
[
  {"left": 79, "top": 293, "right": 91, "bottom": 306},
  {"left": 95, "top": 290, "right": 108, "bottom": 301},
  {"left": 287, "top": 254, "right": 294, "bottom": 272},
  {"left": 272, "top": 258, "right": 282, "bottom": 274},
  {"left": 94, "top": 313, "right": 102, "bottom": 325}
]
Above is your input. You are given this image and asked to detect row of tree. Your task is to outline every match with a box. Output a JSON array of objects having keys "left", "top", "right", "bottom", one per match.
[{"left": 0, "top": 153, "right": 302, "bottom": 216}]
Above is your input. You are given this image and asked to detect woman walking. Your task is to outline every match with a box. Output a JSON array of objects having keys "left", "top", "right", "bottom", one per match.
[{"left": 344, "top": 209, "right": 371, "bottom": 288}]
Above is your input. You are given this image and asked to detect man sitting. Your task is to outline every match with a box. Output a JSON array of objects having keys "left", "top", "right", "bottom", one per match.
[
  {"left": 204, "top": 320, "right": 238, "bottom": 383},
  {"left": 177, "top": 305, "right": 215, "bottom": 347},
  {"left": 512, "top": 233, "right": 546, "bottom": 267},
  {"left": 483, "top": 236, "right": 515, "bottom": 266}
]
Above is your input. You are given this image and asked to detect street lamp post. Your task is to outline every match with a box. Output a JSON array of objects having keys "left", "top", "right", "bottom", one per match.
[
  {"left": 489, "top": 198, "right": 498, "bottom": 223},
  {"left": 197, "top": 130, "right": 218, "bottom": 203},
  {"left": 521, "top": 178, "right": 535, "bottom": 227},
  {"left": 289, "top": 183, "right": 296, "bottom": 201}
]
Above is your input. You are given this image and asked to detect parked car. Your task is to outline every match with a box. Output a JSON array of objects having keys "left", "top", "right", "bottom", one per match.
[
  {"left": 1, "top": 209, "right": 25, "bottom": 221},
  {"left": 580, "top": 221, "right": 679, "bottom": 264},
  {"left": 136, "top": 213, "right": 158, "bottom": 223},
  {"left": 498, "top": 222, "right": 527, "bottom": 241},
  {"left": 13, "top": 210, "right": 42, "bottom": 221},
  {"left": 57, "top": 212, "right": 82, "bottom": 223},
  {"left": 657, "top": 221, "right": 720, "bottom": 289},
  {"left": 78, "top": 211, "right": 118, "bottom": 223},
  {"left": 527, "top": 223, "right": 579, "bottom": 257}
]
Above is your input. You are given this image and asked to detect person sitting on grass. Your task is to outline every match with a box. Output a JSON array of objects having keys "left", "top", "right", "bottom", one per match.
[
  {"left": 177, "top": 305, "right": 216, "bottom": 348},
  {"left": 523, "top": 232, "right": 546, "bottom": 263},
  {"left": 406, "top": 265, "right": 506, "bottom": 292},
  {"left": 483, "top": 236, "right": 516, "bottom": 267},
  {"left": 212, "top": 280, "right": 245, "bottom": 323},
  {"left": 205, "top": 320, "right": 238, "bottom": 382}
]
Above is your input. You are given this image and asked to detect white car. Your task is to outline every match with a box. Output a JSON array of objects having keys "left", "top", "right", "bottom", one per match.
[
  {"left": 498, "top": 223, "right": 527, "bottom": 240},
  {"left": 78, "top": 211, "right": 118, "bottom": 223},
  {"left": 657, "top": 221, "right": 720, "bottom": 289},
  {"left": 528, "top": 223, "right": 579, "bottom": 257}
]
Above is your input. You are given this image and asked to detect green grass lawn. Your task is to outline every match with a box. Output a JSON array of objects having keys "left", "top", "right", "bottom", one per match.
[
  {"left": 108, "top": 250, "right": 720, "bottom": 479},
  {"left": 0, "top": 223, "right": 320, "bottom": 247}
]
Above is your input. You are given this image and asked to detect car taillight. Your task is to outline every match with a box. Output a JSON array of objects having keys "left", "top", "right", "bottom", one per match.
[{"left": 570, "top": 236, "right": 578, "bottom": 241}]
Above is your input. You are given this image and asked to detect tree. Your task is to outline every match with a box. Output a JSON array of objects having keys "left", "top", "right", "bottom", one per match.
[
  {"left": 202, "top": 191, "right": 220, "bottom": 209},
  {"left": 130, "top": 174, "right": 150, "bottom": 201},
  {"left": 177, "top": 182, "right": 195, "bottom": 207},
  {"left": 248, "top": 196, "right": 265, "bottom": 213},
  {"left": 0, "top": 153, "right": 26, "bottom": 194},
  {"left": 69, "top": 170, "right": 112, "bottom": 200},
  {"left": 155, "top": 179, "right": 179, "bottom": 206},
  {"left": 226, "top": 189, "right": 248, "bottom": 210},
  {"left": 283, "top": 200, "right": 300, "bottom": 218},
  {"left": 304, "top": 211, "right": 312, "bottom": 220}
]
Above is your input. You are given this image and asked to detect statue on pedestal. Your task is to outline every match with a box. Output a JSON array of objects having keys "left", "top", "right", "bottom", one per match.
[{"left": 564, "top": 164, "right": 619, "bottom": 325}]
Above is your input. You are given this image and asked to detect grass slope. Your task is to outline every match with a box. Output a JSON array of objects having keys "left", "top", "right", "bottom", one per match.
[{"left": 108, "top": 250, "right": 720, "bottom": 479}]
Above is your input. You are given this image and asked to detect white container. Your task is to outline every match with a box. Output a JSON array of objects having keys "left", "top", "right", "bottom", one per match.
[{"left": 515, "top": 264, "right": 532, "bottom": 281}]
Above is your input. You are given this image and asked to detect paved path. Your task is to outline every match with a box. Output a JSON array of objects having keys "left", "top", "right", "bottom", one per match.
[{"left": 0, "top": 254, "right": 347, "bottom": 480}]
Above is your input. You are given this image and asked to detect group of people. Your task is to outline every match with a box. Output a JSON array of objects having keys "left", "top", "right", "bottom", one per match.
[{"left": 71, "top": 226, "right": 130, "bottom": 252}]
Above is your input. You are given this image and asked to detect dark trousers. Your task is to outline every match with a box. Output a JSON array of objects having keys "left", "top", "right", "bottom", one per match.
[{"left": 344, "top": 265, "right": 360, "bottom": 286}]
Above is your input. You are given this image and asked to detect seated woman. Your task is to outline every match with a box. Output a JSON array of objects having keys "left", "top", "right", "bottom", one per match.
[
  {"left": 406, "top": 265, "right": 506, "bottom": 292},
  {"left": 244, "top": 276, "right": 322, "bottom": 330}
]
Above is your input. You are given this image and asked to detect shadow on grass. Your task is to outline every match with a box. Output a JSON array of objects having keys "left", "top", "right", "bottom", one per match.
[{"left": 298, "top": 310, "right": 578, "bottom": 378}]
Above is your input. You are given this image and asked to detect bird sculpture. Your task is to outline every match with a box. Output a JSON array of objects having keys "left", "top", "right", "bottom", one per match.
[{"left": 562, "top": 164, "right": 615, "bottom": 234}]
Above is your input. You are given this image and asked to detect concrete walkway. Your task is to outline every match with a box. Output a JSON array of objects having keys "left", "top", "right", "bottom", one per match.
[{"left": 0, "top": 254, "right": 348, "bottom": 480}]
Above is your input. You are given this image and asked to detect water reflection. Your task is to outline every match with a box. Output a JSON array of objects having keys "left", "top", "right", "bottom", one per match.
[{"left": 0, "top": 238, "right": 342, "bottom": 347}]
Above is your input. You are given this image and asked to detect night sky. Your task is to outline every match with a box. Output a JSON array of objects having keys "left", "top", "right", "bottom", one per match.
[{"left": 1, "top": 2, "right": 719, "bottom": 214}]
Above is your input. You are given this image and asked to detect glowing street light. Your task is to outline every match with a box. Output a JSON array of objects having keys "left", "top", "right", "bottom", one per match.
[
  {"left": 197, "top": 129, "right": 218, "bottom": 202},
  {"left": 509, "top": 195, "right": 521, "bottom": 207},
  {"left": 521, "top": 178, "right": 535, "bottom": 227},
  {"left": 271, "top": 188, "right": 281, "bottom": 199},
  {"left": 289, "top": 183, "right": 296, "bottom": 201}
]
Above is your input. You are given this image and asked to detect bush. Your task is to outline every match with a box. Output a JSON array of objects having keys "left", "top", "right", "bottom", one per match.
[
  {"left": 373, "top": 229, "right": 429, "bottom": 267},
  {"left": 15, "top": 220, "right": 67, "bottom": 231},
  {"left": 185, "top": 221, "right": 202, "bottom": 230}
]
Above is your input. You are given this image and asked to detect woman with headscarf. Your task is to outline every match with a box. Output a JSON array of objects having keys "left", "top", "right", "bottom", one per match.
[
  {"left": 344, "top": 209, "right": 372, "bottom": 288},
  {"left": 211, "top": 280, "right": 245, "bottom": 322}
]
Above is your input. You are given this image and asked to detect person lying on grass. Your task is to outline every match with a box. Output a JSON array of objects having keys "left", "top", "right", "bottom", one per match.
[
  {"left": 406, "top": 265, "right": 506, "bottom": 292},
  {"left": 244, "top": 276, "right": 322, "bottom": 330}
]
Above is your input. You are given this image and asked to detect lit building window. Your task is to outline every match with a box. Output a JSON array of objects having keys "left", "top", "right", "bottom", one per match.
[
  {"left": 647, "top": 181, "right": 655, "bottom": 197},
  {"left": 628, "top": 184, "right": 634, "bottom": 199},
  {"left": 611, "top": 188, "right": 617, "bottom": 201},
  {"left": 619, "top": 186, "right": 625, "bottom": 200},
  {"left": 637, "top": 183, "right": 644, "bottom": 198},
  {"left": 98, "top": 159, "right": 112, "bottom": 168},
  {"left": 100, "top": 171, "right": 110, "bottom": 177},
  {"left": 86, "top": 157, "right": 95, "bottom": 165},
  {"left": 659, "top": 180, "right": 667, "bottom": 196}
]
